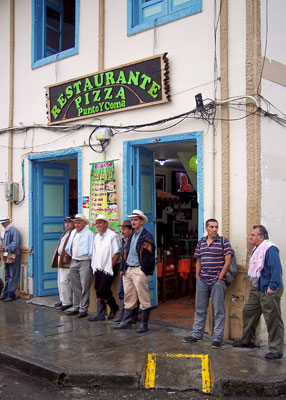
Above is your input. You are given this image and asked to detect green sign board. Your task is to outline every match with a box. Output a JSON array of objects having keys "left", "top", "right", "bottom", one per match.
[{"left": 46, "top": 53, "right": 170, "bottom": 125}]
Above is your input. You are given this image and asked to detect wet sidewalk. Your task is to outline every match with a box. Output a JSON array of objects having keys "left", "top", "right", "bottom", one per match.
[{"left": 0, "top": 298, "right": 286, "bottom": 397}]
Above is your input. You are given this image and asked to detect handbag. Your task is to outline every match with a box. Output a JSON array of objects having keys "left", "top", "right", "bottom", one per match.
[
  {"left": 220, "top": 237, "right": 237, "bottom": 285},
  {"left": 3, "top": 252, "right": 16, "bottom": 264}
]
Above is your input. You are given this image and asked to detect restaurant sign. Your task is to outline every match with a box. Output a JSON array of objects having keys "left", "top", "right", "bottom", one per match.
[{"left": 46, "top": 53, "right": 170, "bottom": 125}]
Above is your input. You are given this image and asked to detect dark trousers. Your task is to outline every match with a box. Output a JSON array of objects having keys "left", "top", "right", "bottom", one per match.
[
  {"left": 118, "top": 276, "right": 124, "bottom": 300},
  {"left": 3, "top": 256, "right": 20, "bottom": 298},
  {"left": 95, "top": 270, "right": 115, "bottom": 300},
  {"left": 241, "top": 286, "right": 284, "bottom": 353}
]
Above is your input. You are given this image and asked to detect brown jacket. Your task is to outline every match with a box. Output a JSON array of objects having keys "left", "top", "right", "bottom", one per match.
[{"left": 51, "top": 230, "right": 72, "bottom": 269}]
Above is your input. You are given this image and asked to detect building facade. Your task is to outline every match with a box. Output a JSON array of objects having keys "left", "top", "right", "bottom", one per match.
[{"left": 0, "top": 0, "right": 285, "bottom": 342}]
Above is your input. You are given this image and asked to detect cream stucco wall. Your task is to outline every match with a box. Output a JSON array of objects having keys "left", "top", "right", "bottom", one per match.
[
  {"left": 0, "top": 0, "right": 285, "bottom": 341},
  {"left": 260, "top": 0, "right": 286, "bottom": 335}
]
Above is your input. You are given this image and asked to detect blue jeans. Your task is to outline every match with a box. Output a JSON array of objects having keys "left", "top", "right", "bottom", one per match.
[
  {"left": 192, "top": 278, "right": 226, "bottom": 342},
  {"left": 3, "top": 255, "right": 20, "bottom": 298},
  {"left": 118, "top": 276, "right": 124, "bottom": 300}
]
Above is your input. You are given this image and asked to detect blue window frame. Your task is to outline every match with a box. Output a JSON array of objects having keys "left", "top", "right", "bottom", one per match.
[
  {"left": 127, "top": 0, "right": 202, "bottom": 35},
  {"left": 32, "top": 0, "right": 79, "bottom": 69}
]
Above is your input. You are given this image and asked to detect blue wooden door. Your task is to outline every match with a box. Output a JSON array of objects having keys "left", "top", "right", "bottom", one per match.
[
  {"left": 34, "top": 163, "right": 69, "bottom": 296},
  {"left": 130, "top": 147, "right": 157, "bottom": 307}
]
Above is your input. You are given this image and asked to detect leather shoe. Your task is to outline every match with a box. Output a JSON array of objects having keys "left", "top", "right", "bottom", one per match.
[
  {"left": 60, "top": 304, "right": 73, "bottom": 311},
  {"left": 0, "top": 295, "right": 7, "bottom": 301},
  {"left": 183, "top": 336, "right": 202, "bottom": 343},
  {"left": 233, "top": 341, "right": 256, "bottom": 348},
  {"left": 4, "top": 297, "right": 15, "bottom": 302},
  {"left": 265, "top": 352, "right": 283, "bottom": 360},
  {"left": 66, "top": 310, "right": 79, "bottom": 316},
  {"left": 77, "top": 312, "right": 88, "bottom": 318},
  {"left": 54, "top": 302, "right": 62, "bottom": 308}
]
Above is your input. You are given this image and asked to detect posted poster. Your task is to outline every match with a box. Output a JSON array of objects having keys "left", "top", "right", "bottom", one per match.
[{"left": 89, "top": 161, "right": 120, "bottom": 233}]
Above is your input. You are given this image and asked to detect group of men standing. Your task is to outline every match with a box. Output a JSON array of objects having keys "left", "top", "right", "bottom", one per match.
[
  {"left": 0, "top": 212, "right": 284, "bottom": 358},
  {"left": 52, "top": 209, "right": 155, "bottom": 333}
]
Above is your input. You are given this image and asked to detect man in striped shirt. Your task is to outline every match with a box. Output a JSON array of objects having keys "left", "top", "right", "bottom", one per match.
[{"left": 183, "top": 219, "right": 233, "bottom": 348}]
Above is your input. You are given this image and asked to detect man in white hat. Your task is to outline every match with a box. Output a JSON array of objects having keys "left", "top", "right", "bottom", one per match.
[
  {"left": 51, "top": 216, "right": 74, "bottom": 311},
  {"left": 0, "top": 216, "right": 21, "bottom": 302},
  {"left": 114, "top": 209, "right": 155, "bottom": 333},
  {"left": 65, "top": 214, "right": 94, "bottom": 318},
  {"left": 88, "top": 214, "right": 121, "bottom": 321}
]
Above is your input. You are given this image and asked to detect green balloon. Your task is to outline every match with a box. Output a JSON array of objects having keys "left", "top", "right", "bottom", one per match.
[{"left": 189, "top": 155, "right": 197, "bottom": 173}]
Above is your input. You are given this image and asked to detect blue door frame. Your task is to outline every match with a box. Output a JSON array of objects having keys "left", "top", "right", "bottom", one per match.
[
  {"left": 28, "top": 148, "right": 82, "bottom": 296},
  {"left": 123, "top": 131, "right": 204, "bottom": 306}
]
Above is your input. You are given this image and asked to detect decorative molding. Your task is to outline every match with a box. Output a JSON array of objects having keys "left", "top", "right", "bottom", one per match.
[{"left": 246, "top": 0, "right": 261, "bottom": 257}]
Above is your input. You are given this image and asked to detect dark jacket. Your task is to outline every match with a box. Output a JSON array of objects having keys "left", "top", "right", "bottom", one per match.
[
  {"left": 3, "top": 225, "right": 20, "bottom": 255},
  {"left": 258, "top": 246, "right": 283, "bottom": 292},
  {"left": 51, "top": 230, "right": 72, "bottom": 269},
  {"left": 123, "top": 228, "right": 155, "bottom": 276}
]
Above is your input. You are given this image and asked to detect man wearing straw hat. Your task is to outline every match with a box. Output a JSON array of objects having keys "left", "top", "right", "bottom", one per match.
[
  {"left": 114, "top": 209, "right": 155, "bottom": 333},
  {"left": 88, "top": 214, "right": 121, "bottom": 322},
  {"left": 0, "top": 216, "right": 21, "bottom": 302},
  {"left": 65, "top": 213, "right": 94, "bottom": 318}
]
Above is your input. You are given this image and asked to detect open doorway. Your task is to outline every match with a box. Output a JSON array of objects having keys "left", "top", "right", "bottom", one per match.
[
  {"left": 124, "top": 133, "right": 203, "bottom": 327},
  {"left": 28, "top": 148, "right": 81, "bottom": 297},
  {"left": 144, "top": 141, "right": 198, "bottom": 326}
]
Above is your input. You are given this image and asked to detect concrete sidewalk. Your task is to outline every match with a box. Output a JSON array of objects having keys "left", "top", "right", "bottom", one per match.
[{"left": 0, "top": 298, "right": 285, "bottom": 397}]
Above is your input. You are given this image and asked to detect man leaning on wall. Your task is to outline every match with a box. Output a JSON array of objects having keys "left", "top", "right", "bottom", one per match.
[
  {"left": 0, "top": 216, "right": 21, "bottom": 302},
  {"left": 233, "top": 225, "right": 284, "bottom": 360}
]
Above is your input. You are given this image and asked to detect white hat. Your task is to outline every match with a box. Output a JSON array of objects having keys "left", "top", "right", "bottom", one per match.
[
  {"left": 127, "top": 209, "right": 148, "bottom": 224},
  {"left": 0, "top": 216, "right": 10, "bottom": 223},
  {"left": 95, "top": 214, "right": 110, "bottom": 226},
  {"left": 74, "top": 213, "right": 89, "bottom": 224}
]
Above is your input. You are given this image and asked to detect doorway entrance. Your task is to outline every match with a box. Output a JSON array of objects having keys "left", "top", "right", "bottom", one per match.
[
  {"left": 123, "top": 131, "right": 203, "bottom": 325},
  {"left": 28, "top": 148, "right": 81, "bottom": 296}
]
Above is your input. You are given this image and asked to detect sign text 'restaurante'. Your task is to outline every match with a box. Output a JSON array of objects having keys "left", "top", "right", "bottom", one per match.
[{"left": 46, "top": 54, "right": 170, "bottom": 125}]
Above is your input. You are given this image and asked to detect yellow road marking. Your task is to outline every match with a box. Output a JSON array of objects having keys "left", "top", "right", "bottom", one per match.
[
  {"left": 144, "top": 353, "right": 211, "bottom": 393},
  {"left": 144, "top": 353, "right": 157, "bottom": 389}
]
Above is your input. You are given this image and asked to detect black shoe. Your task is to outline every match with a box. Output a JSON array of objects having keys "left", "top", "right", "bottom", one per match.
[
  {"left": 88, "top": 300, "right": 106, "bottom": 321},
  {"left": 77, "top": 312, "right": 88, "bottom": 318},
  {"left": 233, "top": 341, "right": 256, "bottom": 348},
  {"left": 113, "top": 309, "right": 133, "bottom": 330},
  {"left": 0, "top": 294, "right": 7, "bottom": 301},
  {"left": 60, "top": 304, "right": 73, "bottom": 311},
  {"left": 107, "top": 307, "right": 119, "bottom": 320},
  {"left": 4, "top": 297, "right": 15, "bottom": 302},
  {"left": 265, "top": 352, "right": 283, "bottom": 360},
  {"left": 211, "top": 340, "right": 222, "bottom": 349},
  {"left": 55, "top": 302, "right": 62, "bottom": 308},
  {"left": 66, "top": 310, "right": 79, "bottom": 316},
  {"left": 183, "top": 336, "right": 202, "bottom": 343},
  {"left": 107, "top": 297, "right": 119, "bottom": 320},
  {"left": 137, "top": 308, "right": 150, "bottom": 333}
]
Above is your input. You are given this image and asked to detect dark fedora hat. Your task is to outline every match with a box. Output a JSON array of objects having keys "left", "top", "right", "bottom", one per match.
[
  {"left": 64, "top": 216, "right": 74, "bottom": 222},
  {"left": 119, "top": 219, "right": 132, "bottom": 228}
]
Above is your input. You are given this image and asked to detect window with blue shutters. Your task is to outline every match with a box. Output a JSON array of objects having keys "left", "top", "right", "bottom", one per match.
[
  {"left": 128, "top": 0, "right": 202, "bottom": 35},
  {"left": 32, "top": 0, "right": 79, "bottom": 69}
]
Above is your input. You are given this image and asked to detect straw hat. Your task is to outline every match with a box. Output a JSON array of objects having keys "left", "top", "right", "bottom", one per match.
[
  {"left": 0, "top": 216, "right": 10, "bottom": 223},
  {"left": 74, "top": 213, "right": 89, "bottom": 224},
  {"left": 127, "top": 209, "right": 148, "bottom": 224},
  {"left": 95, "top": 214, "right": 110, "bottom": 226}
]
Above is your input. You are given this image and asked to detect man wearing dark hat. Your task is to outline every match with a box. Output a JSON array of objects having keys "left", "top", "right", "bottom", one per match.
[
  {"left": 111, "top": 220, "right": 133, "bottom": 324},
  {"left": 114, "top": 209, "right": 155, "bottom": 333},
  {"left": 51, "top": 216, "right": 74, "bottom": 311},
  {"left": 88, "top": 214, "right": 121, "bottom": 321},
  {"left": 65, "top": 213, "right": 94, "bottom": 318},
  {"left": 0, "top": 216, "right": 21, "bottom": 302}
]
